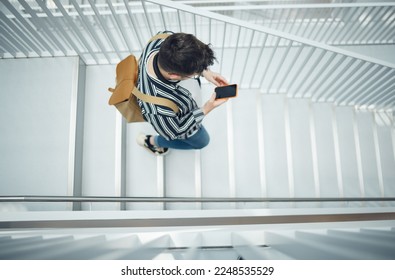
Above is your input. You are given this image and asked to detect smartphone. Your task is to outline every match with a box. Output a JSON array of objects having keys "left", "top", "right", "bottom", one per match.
[{"left": 215, "top": 84, "right": 238, "bottom": 99}]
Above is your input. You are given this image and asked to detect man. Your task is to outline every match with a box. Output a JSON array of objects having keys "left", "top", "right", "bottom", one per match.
[{"left": 136, "top": 31, "right": 228, "bottom": 155}]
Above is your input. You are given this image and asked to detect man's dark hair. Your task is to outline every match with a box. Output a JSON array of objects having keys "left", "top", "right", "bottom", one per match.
[{"left": 158, "top": 33, "right": 216, "bottom": 76}]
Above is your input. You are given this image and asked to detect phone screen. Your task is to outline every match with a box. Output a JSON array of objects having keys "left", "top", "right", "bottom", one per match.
[{"left": 215, "top": 84, "right": 238, "bottom": 99}]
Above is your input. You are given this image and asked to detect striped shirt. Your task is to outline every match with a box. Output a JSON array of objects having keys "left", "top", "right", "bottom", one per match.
[{"left": 137, "top": 31, "right": 205, "bottom": 140}]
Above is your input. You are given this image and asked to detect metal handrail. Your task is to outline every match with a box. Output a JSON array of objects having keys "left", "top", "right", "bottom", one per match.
[{"left": 1, "top": 195, "right": 395, "bottom": 203}]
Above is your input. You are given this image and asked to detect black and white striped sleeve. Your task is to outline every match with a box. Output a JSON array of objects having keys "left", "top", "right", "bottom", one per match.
[{"left": 146, "top": 107, "right": 205, "bottom": 140}]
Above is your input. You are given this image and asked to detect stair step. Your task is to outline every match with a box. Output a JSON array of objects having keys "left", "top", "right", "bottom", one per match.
[
  {"left": 126, "top": 122, "right": 164, "bottom": 210},
  {"left": 200, "top": 89, "right": 232, "bottom": 209}
]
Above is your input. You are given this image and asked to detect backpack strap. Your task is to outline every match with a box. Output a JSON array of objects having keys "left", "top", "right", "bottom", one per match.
[
  {"left": 148, "top": 33, "right": 171, "bottom": 43},
  {"left": 132, "top": 87, "right": 179, "bottom": 114},
  {"left": 133, "top": 32, "right": 179, "bottom": 113}
]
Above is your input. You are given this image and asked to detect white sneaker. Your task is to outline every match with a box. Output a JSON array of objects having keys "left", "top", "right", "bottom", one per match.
[{"left": 136, "top": 133, "right": 169, "bottom": 156}]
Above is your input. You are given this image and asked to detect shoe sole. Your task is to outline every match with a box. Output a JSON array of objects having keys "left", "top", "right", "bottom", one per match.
[{"left": 136, "top": 133, "right": 169, "bottom": 156}]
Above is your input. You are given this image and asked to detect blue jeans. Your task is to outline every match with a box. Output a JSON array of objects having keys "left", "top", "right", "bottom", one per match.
[{"left": 154, "top": 126, "right": 210, "bottom": 150}]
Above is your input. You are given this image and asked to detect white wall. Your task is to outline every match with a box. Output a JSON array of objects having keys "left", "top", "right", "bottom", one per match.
[{"left": 0, "top": 57, "right": 81, "bottom": 211}]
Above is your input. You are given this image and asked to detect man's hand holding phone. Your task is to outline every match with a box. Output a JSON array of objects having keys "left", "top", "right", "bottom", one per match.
[
  {"left": 203, "top": 84, "right": 238, "bottom": 115},
  {"left": 201, "top": 70, "right": 237, "bottom": 115},
  {"left": 202, "top": 92, "right": 228, "bottom": 115}
]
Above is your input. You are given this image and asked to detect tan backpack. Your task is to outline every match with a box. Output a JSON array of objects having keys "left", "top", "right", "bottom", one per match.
[{"left": 108, "top": 34, "right": 179, "bottom": 123}]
